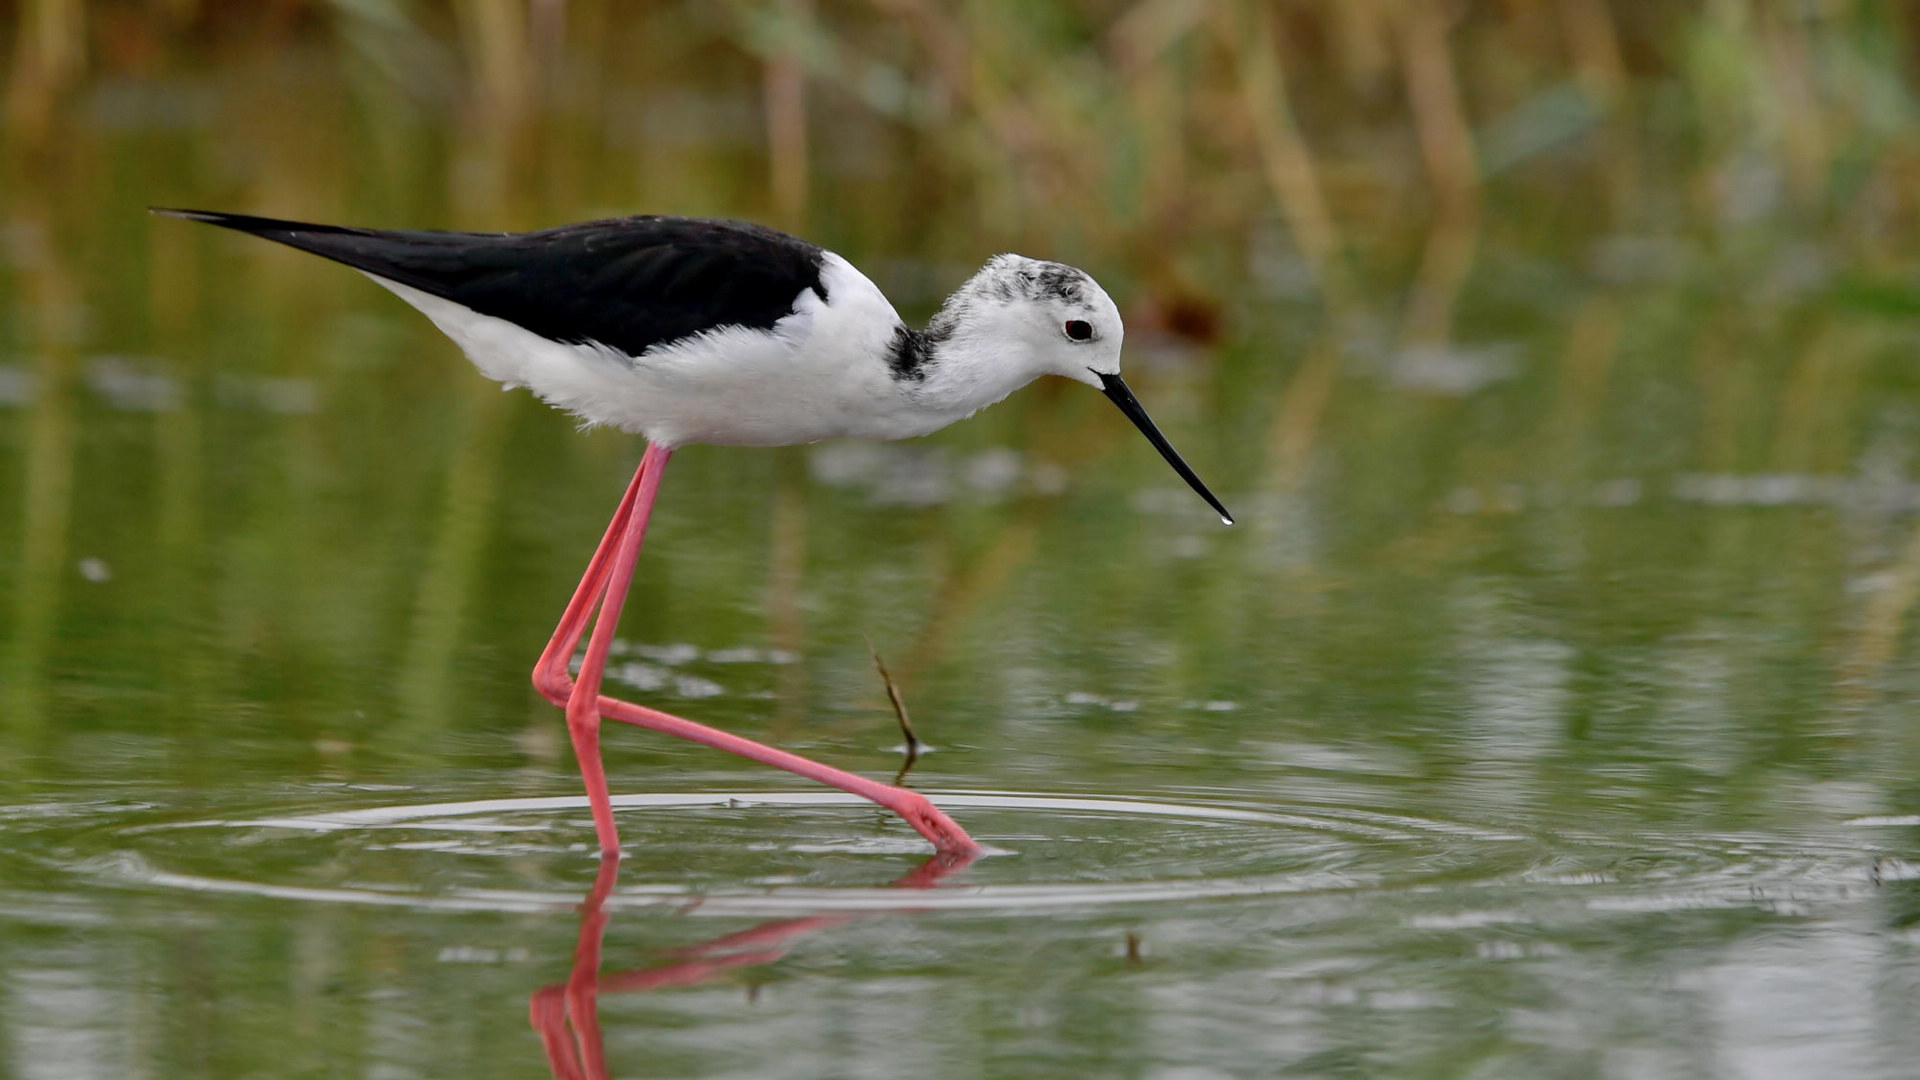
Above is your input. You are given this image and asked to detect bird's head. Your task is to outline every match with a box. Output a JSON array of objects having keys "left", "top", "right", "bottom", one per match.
[
  {"left": 944, "top": 254, "right": 1124, "bottom": 387},
  {"left": 934, "top": 254, "right": 1233, "bottom": 525}
]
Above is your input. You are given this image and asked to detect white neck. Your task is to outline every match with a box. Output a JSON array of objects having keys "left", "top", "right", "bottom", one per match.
[
  {"left": 917, "top": 332, "right": 1039, "bottom": 417},
  {"left": 893, "top": 276, "right": 1049, "bottom": 418}
]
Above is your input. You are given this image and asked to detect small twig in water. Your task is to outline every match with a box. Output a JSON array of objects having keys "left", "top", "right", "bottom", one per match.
[
  {"left": 865, "top": 636, "right": 921, "bottom": 783},
  {"left": 891, "top": 758, "right": 918, "bottom": 787}
]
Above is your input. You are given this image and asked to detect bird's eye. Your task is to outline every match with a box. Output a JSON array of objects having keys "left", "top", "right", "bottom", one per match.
[{"left": 1064, "top": 320, "right": 1093, "bottom": 341}]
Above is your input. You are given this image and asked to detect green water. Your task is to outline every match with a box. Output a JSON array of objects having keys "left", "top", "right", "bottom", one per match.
[{"left": 5, "top": 7, "right": 1920, "bottom": 1078}]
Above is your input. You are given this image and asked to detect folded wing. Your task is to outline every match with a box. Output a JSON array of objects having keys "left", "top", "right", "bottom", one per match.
[{"left": 152, "top": 209, "right": 829, "bottom": 358}]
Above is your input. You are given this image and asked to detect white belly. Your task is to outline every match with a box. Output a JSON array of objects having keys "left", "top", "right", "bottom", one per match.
[{"left": 365, "top": 254, "right": 954, "bottom": 448}]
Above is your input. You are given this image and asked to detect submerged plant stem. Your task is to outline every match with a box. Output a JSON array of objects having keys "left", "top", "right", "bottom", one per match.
[{"left": 866, "top": 636, "right": 921, "bottom": 779}]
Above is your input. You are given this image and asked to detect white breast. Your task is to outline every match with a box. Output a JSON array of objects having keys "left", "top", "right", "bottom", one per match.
[{"left": 364, "top": 254, "right": 953, "bottom": 448}]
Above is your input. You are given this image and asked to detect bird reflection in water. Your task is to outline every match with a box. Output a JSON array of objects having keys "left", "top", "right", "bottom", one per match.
[{"left": 529, "top": 850, "right": 978, "bottom": 1079}]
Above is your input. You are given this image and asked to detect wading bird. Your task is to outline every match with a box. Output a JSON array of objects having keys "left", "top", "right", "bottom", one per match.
[{"left": 154, "top": 208, "right": 1232, "bottom": 857}]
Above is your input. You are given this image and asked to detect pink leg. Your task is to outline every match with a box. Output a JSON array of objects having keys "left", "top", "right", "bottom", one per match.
[
  {"left": 531, "top": 458, "right": 650, "bottom": 706},
  {"left": 532, "top": 444, "right": 983, "bottom": 857},
  {"left": 531, "top": 453, "right": 654, "bottom": 850}
]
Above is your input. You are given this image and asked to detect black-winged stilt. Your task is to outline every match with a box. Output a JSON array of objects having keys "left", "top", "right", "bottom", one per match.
[{"left": 153, "top": 208, "right": 1233, "bottom": 857}]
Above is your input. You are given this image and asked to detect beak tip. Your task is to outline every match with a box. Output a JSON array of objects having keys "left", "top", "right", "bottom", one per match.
[{"left": 1219, "top": 511, "right": 1235, "bottom": 526}]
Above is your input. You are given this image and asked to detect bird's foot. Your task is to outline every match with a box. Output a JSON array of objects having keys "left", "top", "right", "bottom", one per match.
[{"left": 891, "top": 790, "right": 984, "bottom": 857}]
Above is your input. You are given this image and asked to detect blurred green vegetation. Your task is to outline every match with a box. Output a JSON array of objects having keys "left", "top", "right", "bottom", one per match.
[{"left": 1, "top": 0, "right": 1919, "bottom": 787}]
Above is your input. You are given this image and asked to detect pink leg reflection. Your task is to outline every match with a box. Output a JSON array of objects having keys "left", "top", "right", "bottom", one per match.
[{"left": 530, "top": 851, "right": 977, "bottom": 1080}]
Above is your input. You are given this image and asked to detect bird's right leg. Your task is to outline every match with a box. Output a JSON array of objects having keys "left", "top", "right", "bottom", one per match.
[{"left": 531, "top": 451, "right": 655, "bottom": 853}]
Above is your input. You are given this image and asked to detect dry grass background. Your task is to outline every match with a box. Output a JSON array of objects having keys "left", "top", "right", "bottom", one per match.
[{"left": 8, "top": 1, "right": 1920, "bottom": 341}]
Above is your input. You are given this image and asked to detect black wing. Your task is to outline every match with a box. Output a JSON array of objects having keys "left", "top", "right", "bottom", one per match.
[{"left": 152, "top": 209, "right": 829, "bottom": 357}]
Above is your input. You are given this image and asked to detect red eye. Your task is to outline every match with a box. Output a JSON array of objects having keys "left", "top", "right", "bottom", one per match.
[{"left": 1064, "top": 320, "right": 1093, "bottom": 341}]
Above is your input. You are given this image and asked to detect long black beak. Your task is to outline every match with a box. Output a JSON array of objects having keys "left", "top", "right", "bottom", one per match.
[{"left": 1095, "top": 370, "right": 1234, "bottom": 525}]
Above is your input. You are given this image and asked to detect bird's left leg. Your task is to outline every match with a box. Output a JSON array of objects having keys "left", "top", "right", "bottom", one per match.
[
  {"left": 531, "top": 448, "right": 661, "bottom": 854},
  {"left": 532, "top": 456, "right": 649, "bottom": 707}
]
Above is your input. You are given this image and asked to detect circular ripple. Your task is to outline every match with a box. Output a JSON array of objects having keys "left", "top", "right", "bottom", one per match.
[
  {"left": 19, "top": 790, "right": 1887, "bottom": 921},
  {"left": 44, "top": 791, "right": 1554, "bottom": 916}
]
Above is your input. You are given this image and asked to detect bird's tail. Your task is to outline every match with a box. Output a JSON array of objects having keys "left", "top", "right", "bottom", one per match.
[
  {"left": 148, "top": 207, "right": 502, "bottom": 304},
  {"left": 149, "top": 207, "right": 369, "bottom": 242}
]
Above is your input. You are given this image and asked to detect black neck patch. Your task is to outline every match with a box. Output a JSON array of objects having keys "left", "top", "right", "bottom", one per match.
[{"left": 885, "top": 325, "right": 936, "bottom": 382}]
